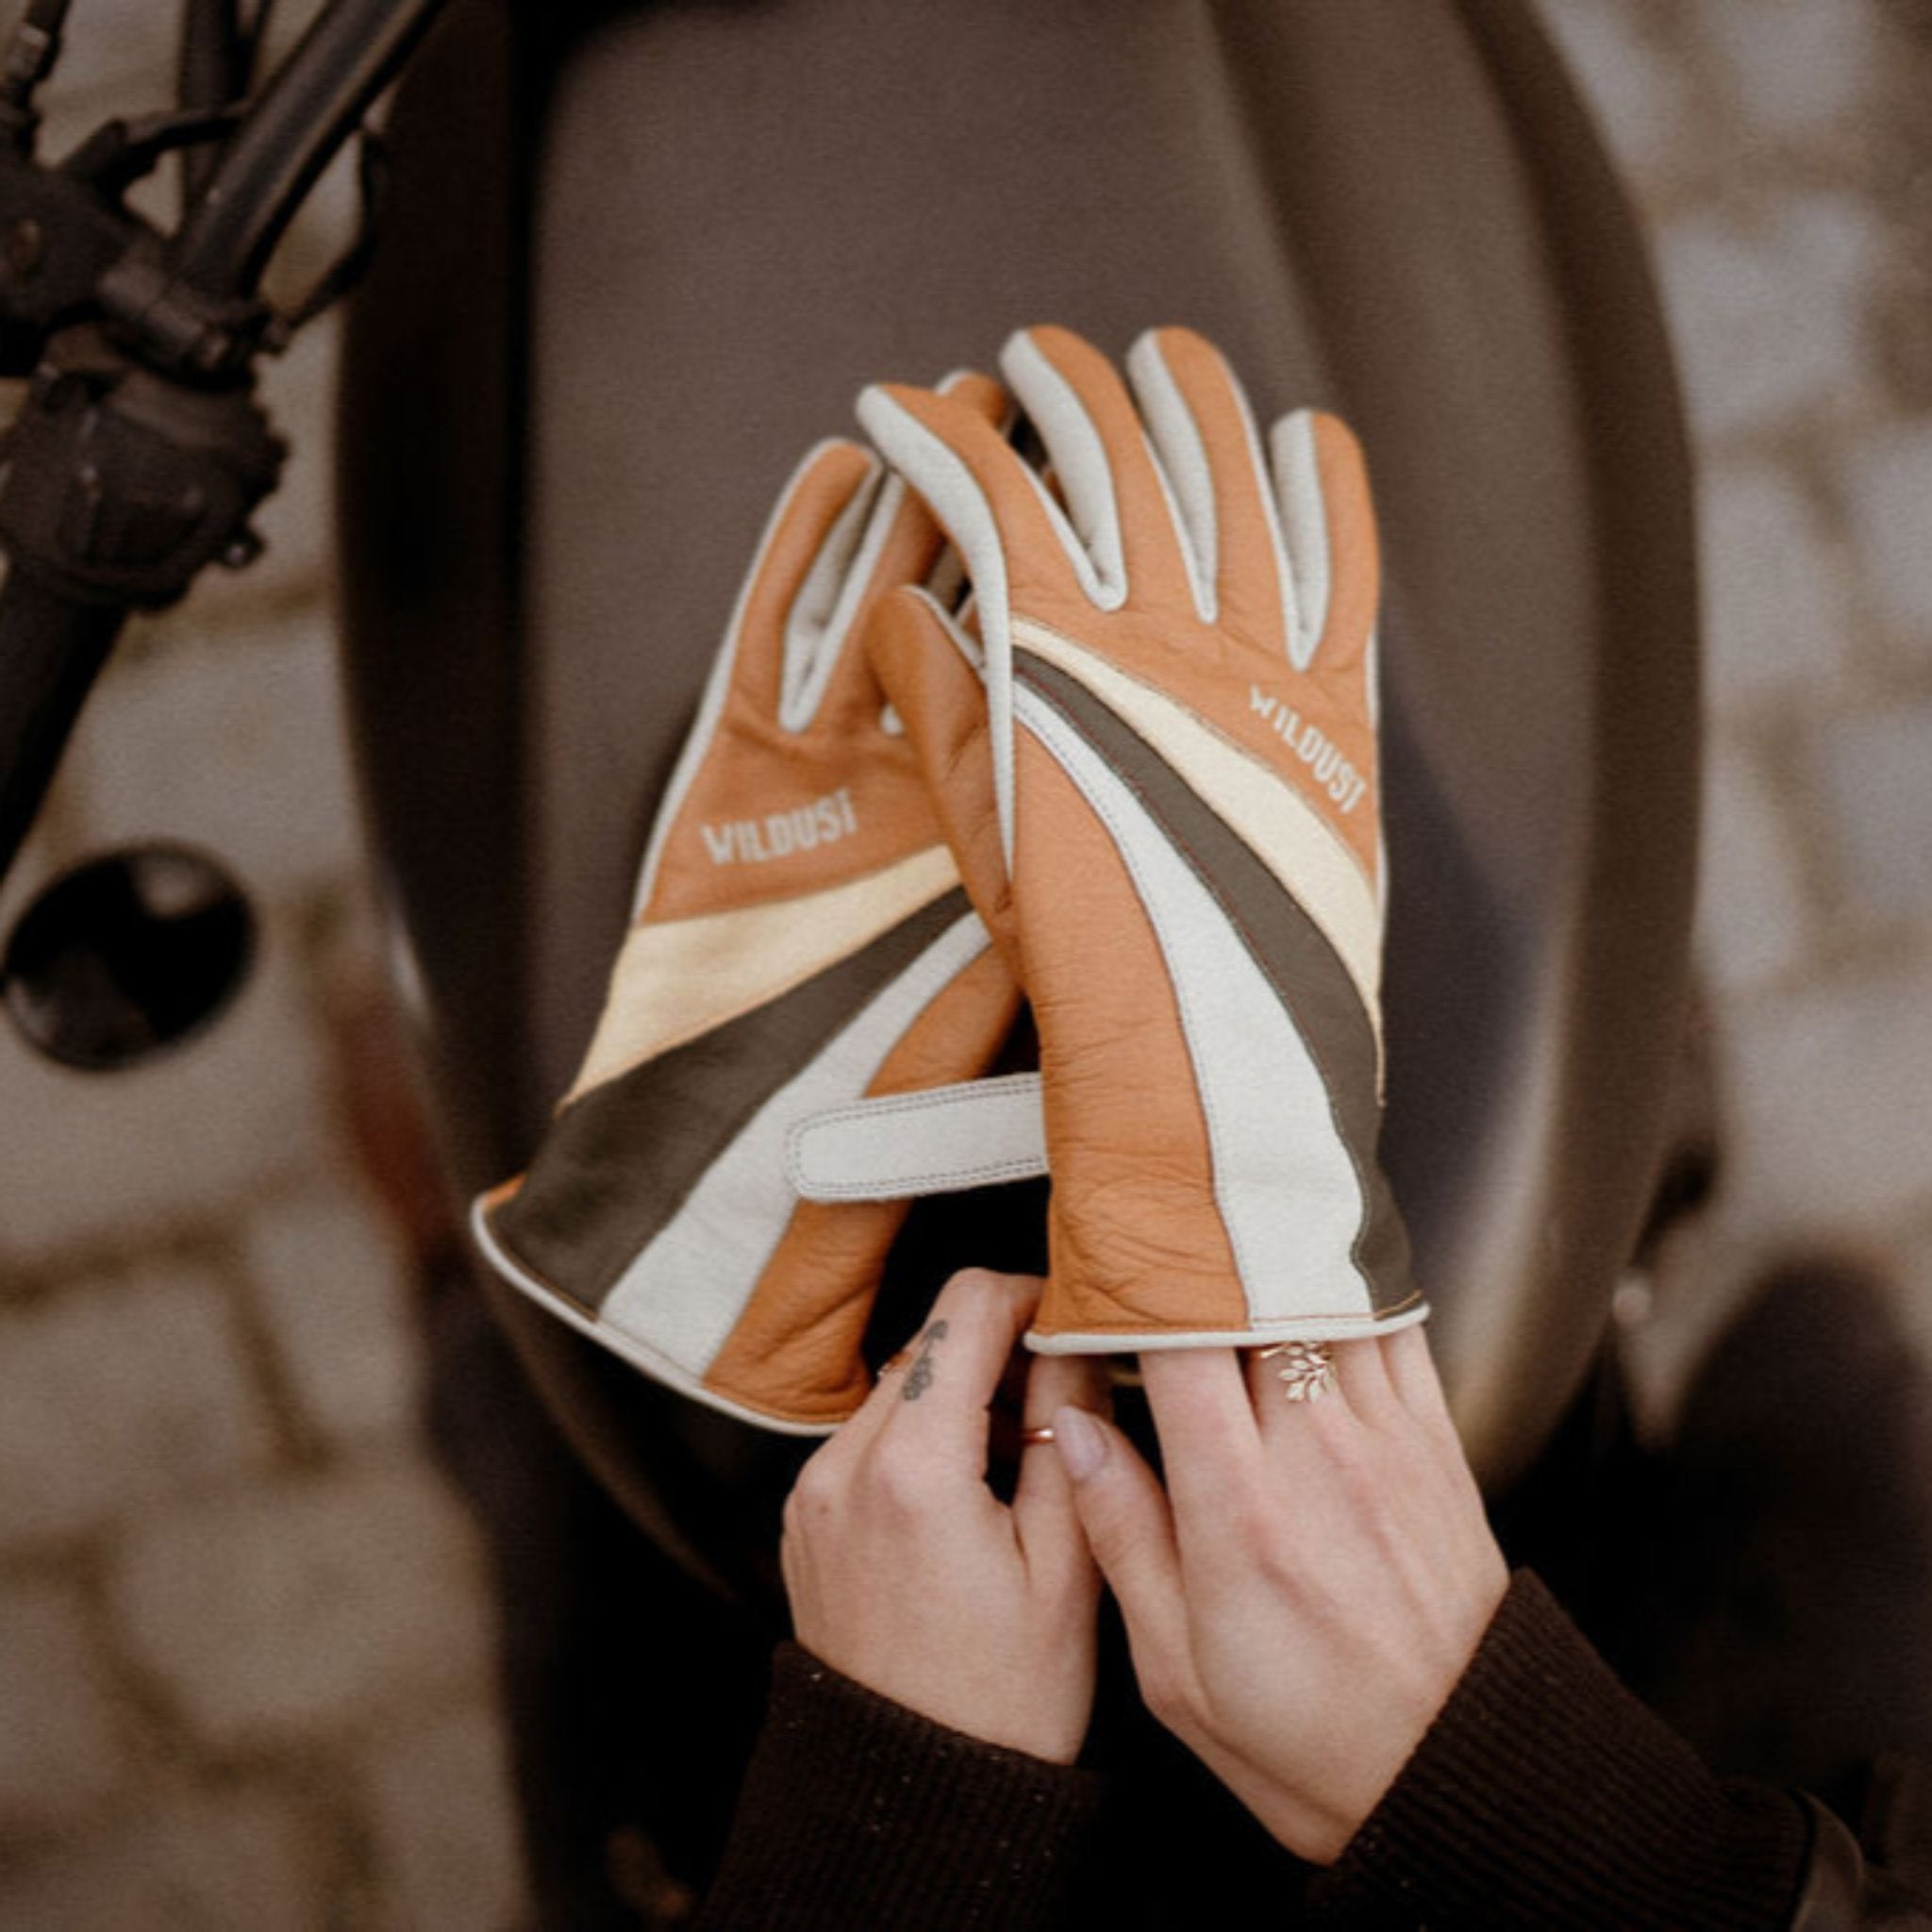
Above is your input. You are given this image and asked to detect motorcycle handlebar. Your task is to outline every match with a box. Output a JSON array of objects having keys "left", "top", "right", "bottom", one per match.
[
  {"left": 0, "top": 573, "right": 125, "bottom": 886},
  {"left": 168, "top": 0, "right": 447, "bottom": 296},
  {"left": 0, "top": 0, "right": 443, "bottom": 892}
]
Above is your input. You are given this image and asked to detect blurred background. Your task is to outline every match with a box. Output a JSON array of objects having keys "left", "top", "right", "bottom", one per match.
[{"left": 0, "top": 1, "right": 1928, "bottom": 1924}]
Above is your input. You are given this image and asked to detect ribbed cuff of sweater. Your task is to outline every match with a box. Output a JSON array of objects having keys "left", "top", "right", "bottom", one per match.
[
  {"left": 1307, "top": 1571, "right": 1813, "bottom": 1930},
  {"left": 695, "top": 1642, "right": 1106, "bottom": 1931}
]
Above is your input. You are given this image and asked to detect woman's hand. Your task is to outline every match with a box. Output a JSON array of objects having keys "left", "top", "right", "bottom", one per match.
[
  {"left": 1053, "top": 1327, "right": 1507, "bottom": 1861},
  {"left": 782, "top": 1268, "right": 1107, "bottom": 1764}
]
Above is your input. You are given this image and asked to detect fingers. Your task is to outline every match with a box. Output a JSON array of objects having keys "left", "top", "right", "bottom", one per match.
[
  {"left": 817, "top": 1267, "right": 1030, "bottom": 1475},
  {"left": 1051, "top": 1403, "right": 1191, "bottom": 1674},
  {"left": 857, "top": 378, "right": 1039, "bottom": 865},
  {"left": 627, "top": 440, "right": 880, "bottom": 917},
  {"left": 1380, "top": 1320, "right": 1462, "bottom": 1445},
  {"left": 857, "top": 374, "right": 1011, "bottom": 617},
  {"left": 808, "top": 371, "right": 1008, "bottom": 736},
  {"left": 999, "top": 325, "right": 1198, "bottom": 615},
  {"left": 862, "top": 325, "right": 1210, "bottom": 620},
  {"left": 1138, "top": 1349, "right": 1262, "bottom": 1554},
  {"left": 1012, "top": 1352, "right": 1108, "bottom": 1584},
  {"left": 1125, "top": 326, "right": 1292, "bottom": 653},
  {"left": 859, "top": 376, "right": 1062, "bottom": 606},
  {"left": 1269, "top": 408, "right": 1378, "bottom": 676},
  {"left": 730, "top": 440, "right": 883, "bottom": 720},
  {"left": 934, "top": 367, "right": 1010, "bottom": 433},
  {"left": 1330, "top": 1333, "right": 1402, "bottom": 1416},
  {"left": 872, "top": 1268, "right": 1042, "bottom": 1460},
  {"left": 1238, "top": 1325, "right": 1461, "bottom": 1480},
  {"left": 1244, "top": 1343, "right": 1374, "bottom": 1488}
]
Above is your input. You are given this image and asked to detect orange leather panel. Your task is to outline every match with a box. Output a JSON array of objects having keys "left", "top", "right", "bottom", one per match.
[
  {"left": 1012, "top": 737, "right": 1249, "bottom": 1338},
  {"left": 648, "top": 376, "right": 1008, "bottom": 926},
  {"left": 862, "top": 589, "right": 1014, "bottom": 948},
  {"left": 704, "top": 941, "right": 1023, "bottom": 1424}
]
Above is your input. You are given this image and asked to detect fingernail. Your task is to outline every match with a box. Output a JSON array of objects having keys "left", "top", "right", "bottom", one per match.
[{"left": 1053, "top": 1405, "right": 1106, "bottom": 1480}]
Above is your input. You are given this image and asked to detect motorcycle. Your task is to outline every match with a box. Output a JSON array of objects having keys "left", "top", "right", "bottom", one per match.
[{"left": 0, "top": 1, "right": 1700, "bottom": 1916}]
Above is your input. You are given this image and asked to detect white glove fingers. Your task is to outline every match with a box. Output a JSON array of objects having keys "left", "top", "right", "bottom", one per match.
[
  {"left": 909, "top": 368, "right": 1011, "bottom": 641},
  {"left": 1000, "top": 325, "right": 1196, "bottom": 619},
  {"left": 998, "top": 328, "right": 1127, "bottom": 607},
  {"left": 797, "top": 372, "right": 1008, "bottom": 736},
  {"left": 728, "top": 439, "right": 883, "bottom": 718},
  {"left": 858, "top": 380, "right": 1032, "bottom": 868},
  {"left": 778, "top": 458, "right": 891, "bottom": 730},
  {"left": 1128, "top": 327, "right": 1295, "bottom": 656},
  {"left": 918, "top": 367, "right": 1014, "bottom": 628},
  {"left": 1269, "top": 409, "right": 1378, "bottom": 679},
  {"left": 632, "top": 437, "right": 876, "bottom": 915}
]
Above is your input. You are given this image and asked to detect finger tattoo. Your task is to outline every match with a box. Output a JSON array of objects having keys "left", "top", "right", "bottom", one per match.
[{"left": 901, "top": 1320, "right": 949, "bottom": 1402}]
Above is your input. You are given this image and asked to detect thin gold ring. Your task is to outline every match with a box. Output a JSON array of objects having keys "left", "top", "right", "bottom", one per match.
[{"left": 1019, "top": 1424, "right": 1058, "bottom": 1446}]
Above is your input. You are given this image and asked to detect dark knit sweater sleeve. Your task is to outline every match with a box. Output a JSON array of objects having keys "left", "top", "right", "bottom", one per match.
[
  {"left": 694, "top": 1642, "right": 1106, "bottom": 1931},
  {"left": 1307, "top": 1570, "right": 1814, "bottom": 1929}
]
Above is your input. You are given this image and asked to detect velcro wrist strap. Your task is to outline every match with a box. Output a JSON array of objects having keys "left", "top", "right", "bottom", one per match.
[{"left": 788, "top": 1073, "right": 1047, "bottom": 1200}]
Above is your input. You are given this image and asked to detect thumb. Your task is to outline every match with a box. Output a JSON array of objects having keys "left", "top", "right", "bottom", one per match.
[
  {"left": 1051, "top": 1404, "right": 1190, "bottom": 1666},
  {"left": 864, "top": 586, "right": 1013, "bottom": 951}
]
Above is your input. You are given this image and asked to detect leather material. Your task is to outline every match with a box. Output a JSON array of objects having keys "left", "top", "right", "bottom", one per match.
[
  {"left": 863, "top": 325, "right": 1421, "bottom": 1350},
  {"left": 788, "top": 1071, "right": 1048, "bottom": 1202},
  {"left": 476, "top": 391, "right": 1028, "bottom": 1432},
  {"left": 341, "top": 0, "right": 1701, "bottom": 1560}
]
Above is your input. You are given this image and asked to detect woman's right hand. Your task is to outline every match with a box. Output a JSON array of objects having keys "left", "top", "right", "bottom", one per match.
[{"left": 1052, "top": 1326, "right": 1507, "bottom": 1864}]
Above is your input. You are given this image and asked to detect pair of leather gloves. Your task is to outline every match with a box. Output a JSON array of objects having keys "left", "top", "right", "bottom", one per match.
[{"left": 474, "top": 325, "right": 1421, "bottom": 1433}]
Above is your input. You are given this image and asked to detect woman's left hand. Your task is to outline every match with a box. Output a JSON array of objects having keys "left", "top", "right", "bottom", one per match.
[{"left": 781, "top": 1267, "right": 1108, "bottom": 1765}]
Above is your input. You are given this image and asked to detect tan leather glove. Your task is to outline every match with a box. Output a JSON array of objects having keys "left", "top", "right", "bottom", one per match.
[
  {"left": 474, "top": 377, "right": 1026, "bottom": 1432},
  {"left": 858, "top": 325, "right": 1420, "bottom": 1352}
]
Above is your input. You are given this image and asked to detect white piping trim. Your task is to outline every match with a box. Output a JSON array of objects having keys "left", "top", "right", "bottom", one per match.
[
  {"left": 1000, "top": 330, "right": 1128, "bottom": 610},
  {"left": 471, "top": 1197, "right": 840, "bottom": 1436},
  {"left": 1024, "top": 1298, "right": 1428, "bottom": 1354}
]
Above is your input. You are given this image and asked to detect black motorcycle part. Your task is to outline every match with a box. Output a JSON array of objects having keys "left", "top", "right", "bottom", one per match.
[{"left": 1, "top": 841, "right": 255, "bottom": 1070}]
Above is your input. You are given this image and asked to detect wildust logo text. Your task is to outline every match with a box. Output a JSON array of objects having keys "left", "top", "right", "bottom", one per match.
[
  {"left": 1248, "top": 687, "right": 1369, "bottom": 813},
  {"left": 702, "top": 787, "right": 860, "bottom": 864}
]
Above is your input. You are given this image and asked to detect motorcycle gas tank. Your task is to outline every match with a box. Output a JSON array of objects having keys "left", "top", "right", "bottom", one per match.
[{"left": 339, "top": 0, "right": 1695, "bottom": 1587}]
